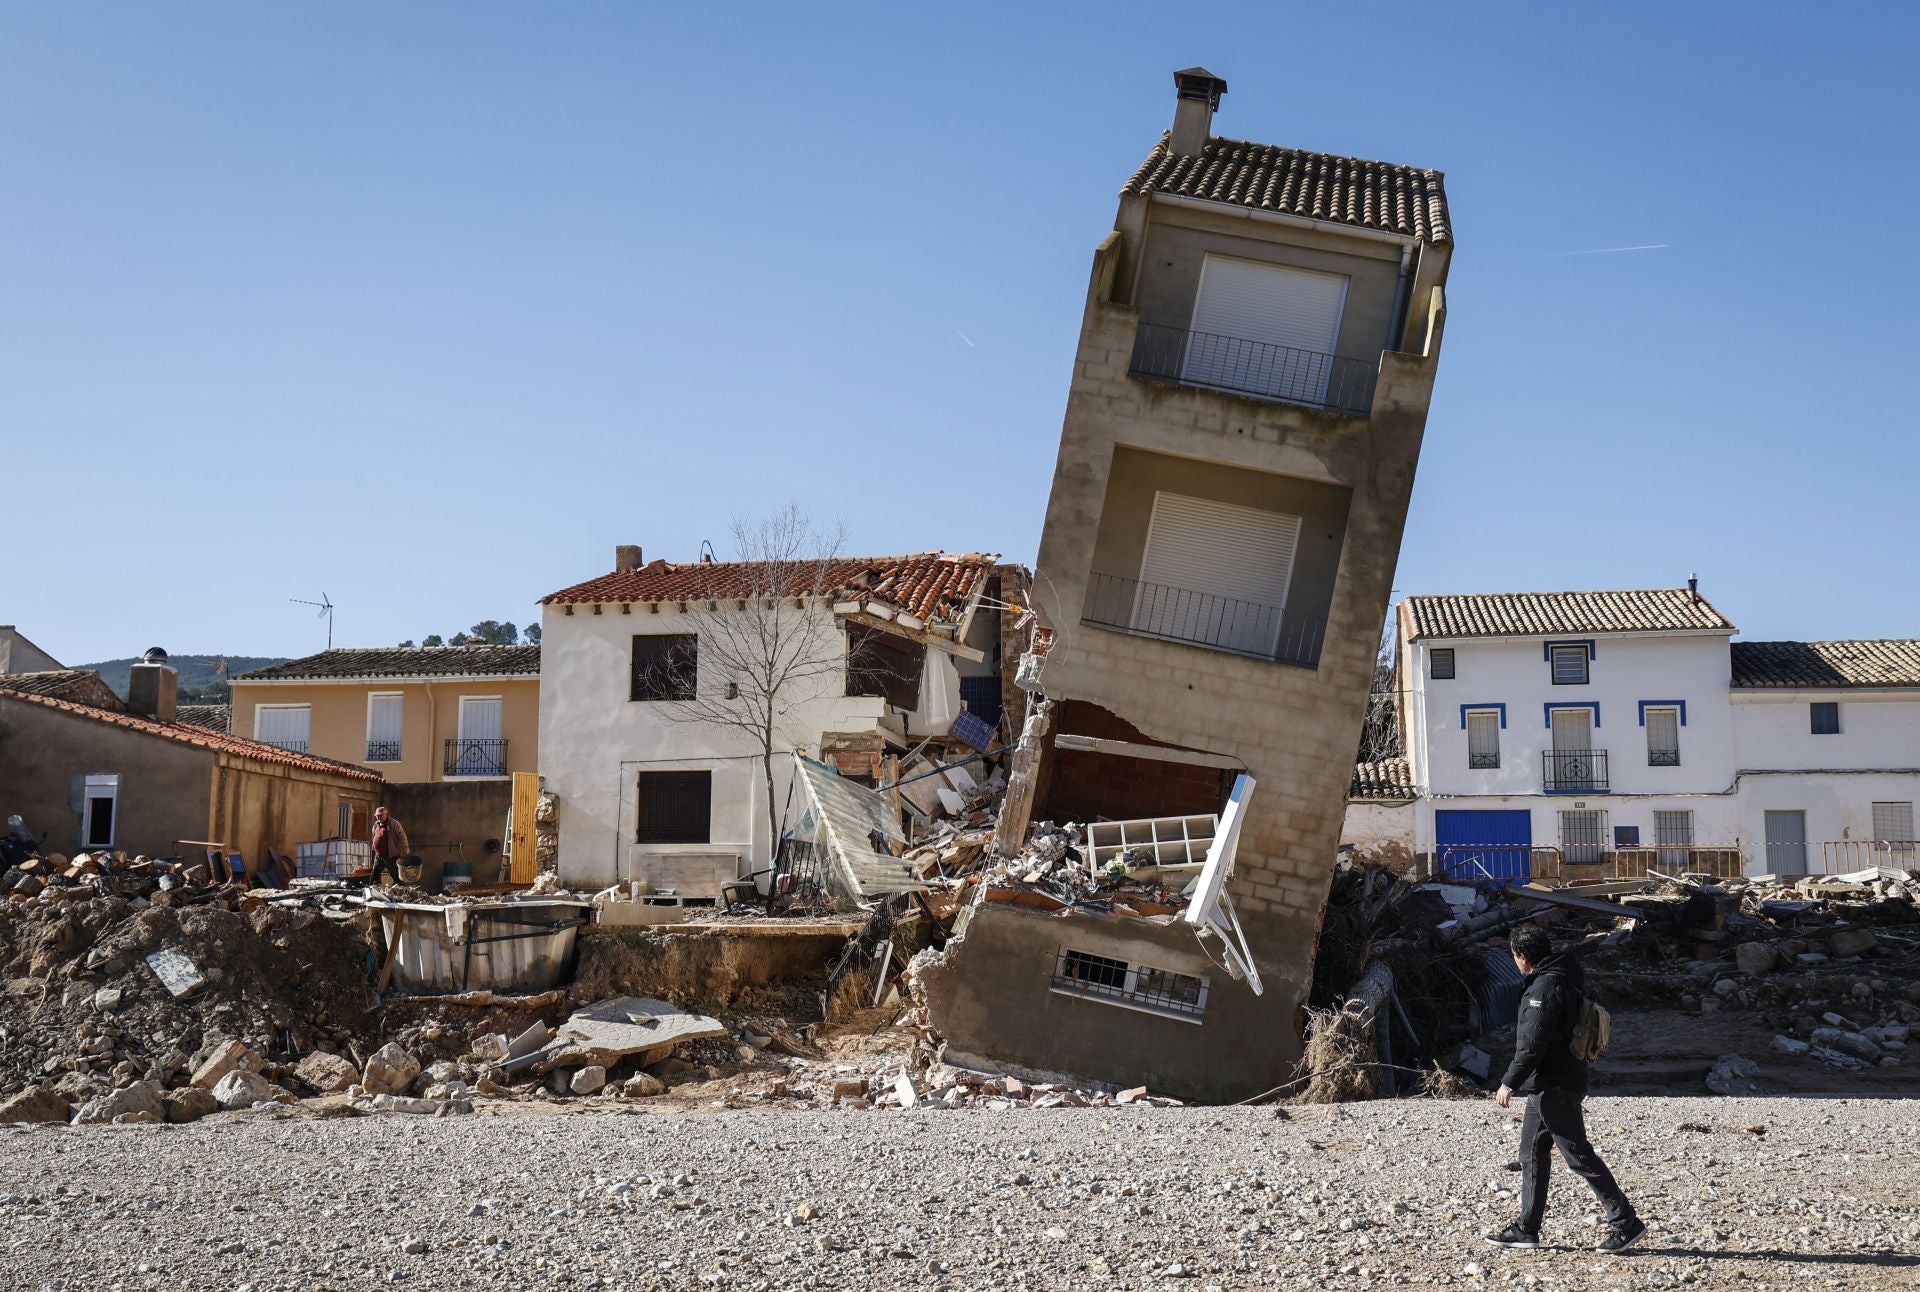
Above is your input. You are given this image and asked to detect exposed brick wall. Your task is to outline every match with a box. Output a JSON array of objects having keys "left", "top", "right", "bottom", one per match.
[{"left": 1046, "top": 747, "right": 1228, "bottom": 823}]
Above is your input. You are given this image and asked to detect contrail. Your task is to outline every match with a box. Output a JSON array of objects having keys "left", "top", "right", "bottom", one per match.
[
  {"left": 1547, "top": 243, "right": 1669, "bottom": 256},
  {"left": 954, "top": 328, "right": 976, "bottom": 348}
]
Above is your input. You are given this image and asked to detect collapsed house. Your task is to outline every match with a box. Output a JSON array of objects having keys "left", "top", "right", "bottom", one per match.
[{"left": 910, "top": 69, "right": 1455, "bottom": 1102}]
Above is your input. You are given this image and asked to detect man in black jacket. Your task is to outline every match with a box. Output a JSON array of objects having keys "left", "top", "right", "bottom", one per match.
[{"left": 1485, "top": 923, "right": 1644, "bottom": 1252}]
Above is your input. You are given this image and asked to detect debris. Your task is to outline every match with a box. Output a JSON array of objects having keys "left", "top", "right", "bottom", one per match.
[
  {"left": 145, "top": 948, "right": 206, "bottom": 998},
  {"left": 570, "top": 1065, "right": 608, "bottom": 1095},
  {"left": 295, "top": 1051, "right": 360, "bottom": 1094},
  {"left": 362, "top": 1043, "right": 423, "bottom": 1096},
  {"left": 499, "top": 997, "right": 727, "bottom": 1075},
  {"left": 211, "top": 1069, "right": 284, "bottom": 1111},
  {"left": 0, "top": 1086, "right": 71, "bottom": 1124},
  {"left": 191, "top": 1040, "right": 261, "bottom": 1092},
  {"left": 1705, "top": 1054, "right": 1761, "bottom": 1096}
]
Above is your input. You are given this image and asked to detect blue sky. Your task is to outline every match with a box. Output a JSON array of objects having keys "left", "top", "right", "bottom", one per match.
[{"left": 4, "top": 2, "right": 1915, "bottom": 665}]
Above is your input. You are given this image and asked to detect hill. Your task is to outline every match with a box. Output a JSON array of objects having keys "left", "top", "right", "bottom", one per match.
[{"left": 73, "top": 655, "right": 291, "bottom": 702}]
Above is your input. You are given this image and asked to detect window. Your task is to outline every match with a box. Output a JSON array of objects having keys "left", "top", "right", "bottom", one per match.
[
  {"left": 366, "top": 693, "right": 403, "bottom": 762},
  {"left": 631, "top": 635, "right": 697, "bottom": 702},
  {"left": 1645, "top": 707, "right": 1681, "bottom": 766},
  {"left": 1810, "top": 702, "right": 1840, "bottom": 735},
  {"left": 1466, "top": 709, "right": 1501, "bottom": 769},
  {"left": 1549, "top": 644, "right": 1590, "bottom": 686},
  {"left": 253, "top": 704, "right": 311, "bottom": 752},
  {"left": 1131, "top": 491, "right": 1301, "bottom": 659},
  {"left": 1559, "top": 809, "right": 1607, "bottom": 867},
  {"left": 635, "top": 770, "right": 711, "bottom": 844},
  {"left": 1655, "top": 810, "right": 1694, "bottom": 868},
  {"left": 1613, "top": 825, "right": 1640, "bottom": 848},
  {"left": 82, "top": 774, "right": 120, "bottom": 849},
  {"left": 1872, "top": 802, "right": 1915, "bottom": 842},
  {"left": 1051, "top": 947, "right": 1210, "bottom": 1021},
  {"left": 846, "top": 625, "right": 924, "bottom": 709},
  {"left": 1430, "top": 648, "right": 1455, "bottom": 680},
  {"left": 1182, "top": 255, "right": 1348, "bottom": 405}
]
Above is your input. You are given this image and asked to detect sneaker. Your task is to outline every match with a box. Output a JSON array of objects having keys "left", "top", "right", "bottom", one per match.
[
  {"left": 1598, "top": 1218, "right": 1646, "bottom": 1253},
  {"left": 1484, "top": 1224, "right": 1540, "bottom": 1249}
]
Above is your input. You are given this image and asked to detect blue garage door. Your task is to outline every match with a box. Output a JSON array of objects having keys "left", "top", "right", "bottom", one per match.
[{"left": 1435, "top": 809, "right": 1533, "bottom": 883}]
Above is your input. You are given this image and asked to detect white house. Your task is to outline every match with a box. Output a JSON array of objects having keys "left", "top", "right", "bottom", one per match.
[
  {"left": 536, "top": 546, "right": 1010, "bottom": 892},
  {"left": 1343, "top": 587, "right": 1920, "bottom": 878}
]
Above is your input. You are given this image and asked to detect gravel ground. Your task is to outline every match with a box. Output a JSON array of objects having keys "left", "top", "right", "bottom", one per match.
[{"left": 1, "top": 1097, "right": 1916, "bottom": 1291}]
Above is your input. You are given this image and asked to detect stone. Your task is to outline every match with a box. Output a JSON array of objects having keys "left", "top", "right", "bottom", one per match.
[
  {"left": 470, "top": 1033, "right": 509, "bottom": 1063},
  {"left": 1796, "top": 952, "right": 1829, "bottom": 966},
  {"left": 362, "top": 1043, "right": 422, "bottom": 1097},
  {"left": 368, "top": 1094, "right": 442, "bottom": 1115},
  {"left": 1811, "top": 1027, "right": 1884, "bottom": 1062},
  {"left": 144, "top": 948, "right": 206, "bottom": 998},
  {"left": 570, "top": 1065, "right": 607, "bottom": 1095},
  {"left": 295, "top": 1051, "right": 360, "bottom": 1094},
  {"left": 1734, "top": 942, "right": 1779, "bottom": 975},
  {"left": 1828, "top": 928, "right": 1879, "bottom": 957},
  {"left": 0, "top": 1086, "right": 70, "bottom": 1124},
  {"left": 72, "top": 1081, "right": 164, "bottom": 1125},
  {"left": 1116, "top": 1086, "right": 1148, "bottom": 1105},
  {"left": 163, "top": 1087, "right": 220, "bottom": 1124},
  {"left": 190, "top": 1040, "right": 260, "bottom": 1092},
  {"left": 401, "top": 1236, "right": 429, "bottom": 1255},
  {"left": 894, "top": 1073, "right": 919, "bottom": 1109},
  {"left": 211, "top": 1070, "right": 280, "bottom": 1111},
  {"left": 1455, "top": 1045, "right": 1493, "bottom": 1082},
  {"left": 91, "top": 986, "right": 124, "bottom": 1013},
  {"left": 622, "top": 1073, "right": 666, "bottom": 1098},
  {"left": 1770, "top": 1035, "right": 1811, "bottom": 1057},
  {"left": 1705, "top": 1054, "right": 1760, "bottom": 1097}
]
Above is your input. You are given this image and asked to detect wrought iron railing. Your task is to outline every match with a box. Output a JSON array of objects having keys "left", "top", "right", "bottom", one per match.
[
  {"left": 1129, "top": 321, "right": 1378, "bottom": 416},
  {"left": 1542, "top": 749, "right": 1609, "bottom": 793},
  {"left": 444, "top": 738, "right": 508, "bottom": 778},
  {"left": 1082, "top": 571, "right": 1324, "bottom": 667},
  {"left": 259, "top": 739, "right": 309, "bottom": 754},
  {"left": 1647, "top": 748, "right": 1681, "bottom": 767},
  {"left": 365, "top": 740, "right": 402, "bottom": 762}
]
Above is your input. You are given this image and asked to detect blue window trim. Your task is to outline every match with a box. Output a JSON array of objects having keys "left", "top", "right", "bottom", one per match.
[
  {"left": 1541, "top": 639, "right": 1597, "bottom": 662},
  {"left": 1460, "top": 702, "right": 1507, "bottom": 729},
  {"left": 1544, "top": 701, "right": 1601, "bottom": 729},
  {"left": 1637, "top": 700, "right": 1687, "bottom": 727}
]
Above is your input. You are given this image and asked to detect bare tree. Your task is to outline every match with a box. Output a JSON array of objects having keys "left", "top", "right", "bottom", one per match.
[
  {"left": 641, "top": 505, "right": 867, "bottom": 852},
  {"left": 1355, "top": 600, "right": 1402, "bottom": 765}
]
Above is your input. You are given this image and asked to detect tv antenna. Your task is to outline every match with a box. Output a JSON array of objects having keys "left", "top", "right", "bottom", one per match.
[{"left": 290, "top": 592, "right": 336, "bottom": 648}]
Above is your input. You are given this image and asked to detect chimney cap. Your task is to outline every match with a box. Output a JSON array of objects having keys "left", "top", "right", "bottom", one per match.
[
  {"left": 1173, "top": 67, "right": 1228, "bottom": 104},
  {"left": 141, "top": 647, "right": 170, "bottom": 666}
]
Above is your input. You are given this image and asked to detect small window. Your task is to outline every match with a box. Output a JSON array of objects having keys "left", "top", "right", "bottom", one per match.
[
  {"left": 1429, "top": 648, "right": 1455, "bottom": 680},
  {"left": 1549, "top": 645, "right": 1589, "bottom": 686},
  {"left": 1645, "top": 707, "right": 1681, "bottom": 766},
  {"left": 1613, "top": 825, "right": 1640, "bottom": 848},
  {"left": 83, "top": 774, "right": 120, "bottom": 849},
  {"left": 1872, "top": 801, "right": 1915, "bottom": 843},
  {"left": 631, "top": 635, "right": 698, "bottom": 702},
  {"left": 1559, "top": 809, "right": 1606, "bottom": 866},
  {"left": 1810, "top": 702, "right": 1840, "bottom": 735},
  {"left": 1051, "top": 948, "right": 1210, "bottom": 1020},
  {"left": 1466, "top": 709, "right": 1501, "bottom": 769},
  {"left": 635, "top": 770, "right": 711, "bottom": 844}
]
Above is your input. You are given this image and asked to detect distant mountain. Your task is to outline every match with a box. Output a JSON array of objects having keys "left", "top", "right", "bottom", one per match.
[{"left": 75, "top": 654, "right": 291, "bottom": 701}]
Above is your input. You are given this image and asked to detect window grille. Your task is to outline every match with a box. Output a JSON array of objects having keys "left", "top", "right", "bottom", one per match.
[
  {"left": 1645, "top": 707, "right": 1681, "bottom": 766},
  {"left": 1051, "top": 948, "right": 1209, "bottom": 1019},
  {"left": 1810, "top": 702, "right": 1840, "bottom": 735},
  {"left": 1872, "top": 801, "right": 1915, "bottom": 843},
  {"left": 1559, "top": 809, "right": 1607, "bottom": 866},
  {"left": 1549, "top": 645, "right": 1590, "bottom": 686},
  {"left": 636, "top": 770, "right": 711, "bottom": 844},
  {"left": 1430, "top": 648, "right": 1455, "bottom": 680}
]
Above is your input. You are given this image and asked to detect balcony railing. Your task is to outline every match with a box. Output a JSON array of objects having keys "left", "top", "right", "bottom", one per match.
[
  {"left": 1082, "top": 571, "right": 1324, "bottom": 668},
  {"left": 1129, "top": 322, "right": 1378, "bottom": 416},
  {"left": 1542, "top": 749, "right": 1609, "bottom": 793},
  {"left": 259, "top": 739, "right": 309, "bottom": 754},
  {"left": 365, "top": 740, "right": 402, "bottom": 763},
  {"left": 1818, "top": 839, "right": 1920, "bottom": 874},
  {"left": 444, "top": 738, "right": 508, "bottom": 778}
]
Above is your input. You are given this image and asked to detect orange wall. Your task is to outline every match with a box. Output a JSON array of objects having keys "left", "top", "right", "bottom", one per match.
[{"left": 228, "top": 677, "right": 538, "bottom": 784}]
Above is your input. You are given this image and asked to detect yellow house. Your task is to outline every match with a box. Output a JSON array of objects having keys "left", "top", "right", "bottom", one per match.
[{"left": 229, "top": 646, "right": 539, "bottom": 784}]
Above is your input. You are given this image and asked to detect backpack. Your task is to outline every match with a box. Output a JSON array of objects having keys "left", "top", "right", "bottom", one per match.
[{"left": 1569, "top": 994, "right": 1611, "bottom": 1063}]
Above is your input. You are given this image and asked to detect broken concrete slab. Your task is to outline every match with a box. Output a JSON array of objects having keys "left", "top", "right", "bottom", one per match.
[
  {"left": 190, "top": 1039, "right": 260, "bottom": 1092},
  {"left": 145, "top": 948, "right": 206, "bottom": 998},
  {"left": 295, "top": 1050, "right": 360, "bottom": 1094},
  {"left": 502, "top": 996, "right": 727, "bottom": 1075}
]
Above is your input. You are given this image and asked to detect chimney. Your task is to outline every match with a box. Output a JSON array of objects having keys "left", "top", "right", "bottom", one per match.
[
  {"left": 127, "top": 646, "right": 178, "bottom": 722},
  {"left": 614, "top": 545, "right": 642, "bottom": 574},
  {"left": 1687, "top": 573, "right": 1699, "bottom": 604},
  {"left": 1170, "top": 67, "right": 1228, "bottom": 156}
]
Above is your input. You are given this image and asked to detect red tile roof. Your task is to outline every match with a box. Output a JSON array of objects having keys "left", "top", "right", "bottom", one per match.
[
  {"left": 0, "top": 689, "right": 383, "bottom": 782},
  {"left": 1403, "top": 589, "right": 1735, "bottom": 640},
  {"left": 1348, "top": 756, "right": 1415, "bottom": 801},
  {"left": 540, "top": 552, "right": 997, "bottom": 626},
  {"left": 1123, "top": 133, "right": 1451, "bottom": 244},
  {"left": 0, "top": 669, "right": 126, "bottom": 711}
]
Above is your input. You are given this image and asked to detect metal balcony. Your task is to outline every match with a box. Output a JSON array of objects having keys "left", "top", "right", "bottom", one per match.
[
  {"left": 444, "top": 738, "right": 508, "bottom": 778},
  {"left": 1542, "top": 749, "right": 1609, "bottom": 793},
  {"left": 365, "top": 740, "right": 402, "bottom": 763},
  {"left": 259, "top": 739, "right": 309, "bottom": 754},
  {"left": 1129, "top": 321, "right": 1377, "bottom": 416},
  {"left": 1082, "top": 571, "right": 1323, "bottom": 668}
]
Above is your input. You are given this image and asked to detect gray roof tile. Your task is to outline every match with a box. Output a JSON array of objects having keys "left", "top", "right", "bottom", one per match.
[
  {"left": 1404, "top": 589, "right": 1735, "bottom": 640},
  {"left": 1731, "top": 640, "right": 1920, "bottom": 689}
]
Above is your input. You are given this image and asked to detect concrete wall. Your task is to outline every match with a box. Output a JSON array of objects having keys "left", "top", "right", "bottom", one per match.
[
  {"left": 541, "top": 599, "right": 944, "bottom": 890},
  {"left": 229, "top": 677, "right": 539, "bottom": 783},
  {"left": 1340, "top": 799, "right": 1416, "bottom": 870},
  {"left": 1731, "top": 691, "right": 1920, "bottom": 773},
  {"left": 0, "top": 627, "right": 62, "bottom": 675},
  {"left": 383, "top": 779, "right": 515, "bottom": 882},
  {"left": 0, "top": 695, "right": 212, "bottom": 856},
  {"left": 1088, "top": 445, "right": 1351, "bottom": 635},
  {"left": 207, "top": 756, "right": 380, "bottom": 868},
  {"left": 1014, "top": 200, "right": 1449, "bottom": 1096}
]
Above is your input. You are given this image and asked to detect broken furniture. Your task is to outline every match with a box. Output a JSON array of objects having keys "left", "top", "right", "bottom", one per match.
[{"left": 361, "top": 895, "right": 591, "bottom": 994}]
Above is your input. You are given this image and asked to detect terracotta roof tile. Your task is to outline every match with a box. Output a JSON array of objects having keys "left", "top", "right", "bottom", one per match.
[
  {"left": 236, "top": 646, "right": 539, "bottom": 682},
  {"left": 540, "top": 552, "right": 996, "bottom": 626},
  {"left": 1404, "top": 589, "right": 1735, "bottom": 640},
  {"left": 1731, "top": 640, "right": 1920, "bottom": 689},
  {"left": 1349, "top": 756, "right": 1414, "bottom": 801},
  {"left": 0, "top": 669, "right": 126, "bottom": 710},
  {"left": 0, "top": 689, "right": 382, "bottom": 782},
  {"left": 1123, "top": 133, "right": 1450, "bottom": 244}
]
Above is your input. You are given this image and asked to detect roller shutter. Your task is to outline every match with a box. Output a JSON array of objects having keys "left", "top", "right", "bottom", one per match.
[
  {"left": 1133, "top": 491, "right": 1301, "bottom": 656},
  {"left": 1184, "top": 255, "right": 1348, "bottom": 402}
]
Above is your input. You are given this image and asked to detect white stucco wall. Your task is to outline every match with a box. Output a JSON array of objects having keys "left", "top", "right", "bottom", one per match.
[{"left": 539, "top": 600, "right": 953, "bottom": 891}]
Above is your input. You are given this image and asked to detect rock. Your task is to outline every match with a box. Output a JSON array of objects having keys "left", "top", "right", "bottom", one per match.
[
  {"left": 362, "top": 1043, "right": 422, "bottom": 1097},
  {"left": 91, "top": 986, "right": 124, "bottom": 1013},
  {"left": 1828, "top": 928, "right": 1879, "bottom": 958},
  {"left": 1712, "top": 978, "right": 1740, "bottom": 998},
  {"left": 470, "top": 1033, "right": 509, "bottom": 1063},
  {"left": 622, "top": 1073, "right": 666, "bottom": 1098},
  {"left": 190, "top": 1039, "right": 260, "bottom": 1092},
  {"left": 295, "top": 1051, "right": 360, "bottom": 1094},
  {"left": 1770, "top": 1035, "right": 1811, "bottom": 1057},
  {"left": 1735, "top": 942, "right": 1779, "bottom": 975},
  {"left": 1455, "top": 1045, "right": 1493, "bottom": 1082},
  {"left": 832, "top": 1079, "right": 868, "bottom": 1102},
  {"left": 1811, "top": 1027, "right": 1884, "bottom": 1062},
  {"left": 1796, "top": 952, "right": 1829, "bottom": 965},
  {"left": 163, "top": 1087, "right": 221, "bottom": 1124},
  {"left": 1705, "top": 1054, "right": 1761, "bottom": 1096},
  {"left": 0, "top": 1086, "right": 71, "bottom": 1124},
  {"left": 570, "top": 1066, "right": 607, "bottom": 1095},
  {"left": 401, "top": 1236, "right": 429, "bottom": 1255},
  {"left": 211, "top": 1070, "right": 280, "bottom": 1111},
  {"left": 72, "top": 1081, "right": 165, "bottom": 1125},
  {"left": 368, "top": 1094, "right": 442, "bottom": 1115}
]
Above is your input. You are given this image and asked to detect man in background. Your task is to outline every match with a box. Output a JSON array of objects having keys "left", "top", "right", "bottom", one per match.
[{"left": 369, "top": 806, "right": 410, "bottom": 887}]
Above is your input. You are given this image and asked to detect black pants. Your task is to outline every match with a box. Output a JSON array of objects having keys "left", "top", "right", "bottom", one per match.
[
  {"left": 370, "top": 852, "right": 400, "bottom": 885},
  {"left": 1518, "top": 1088, "right": 1635, "bottom": 1232}
]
